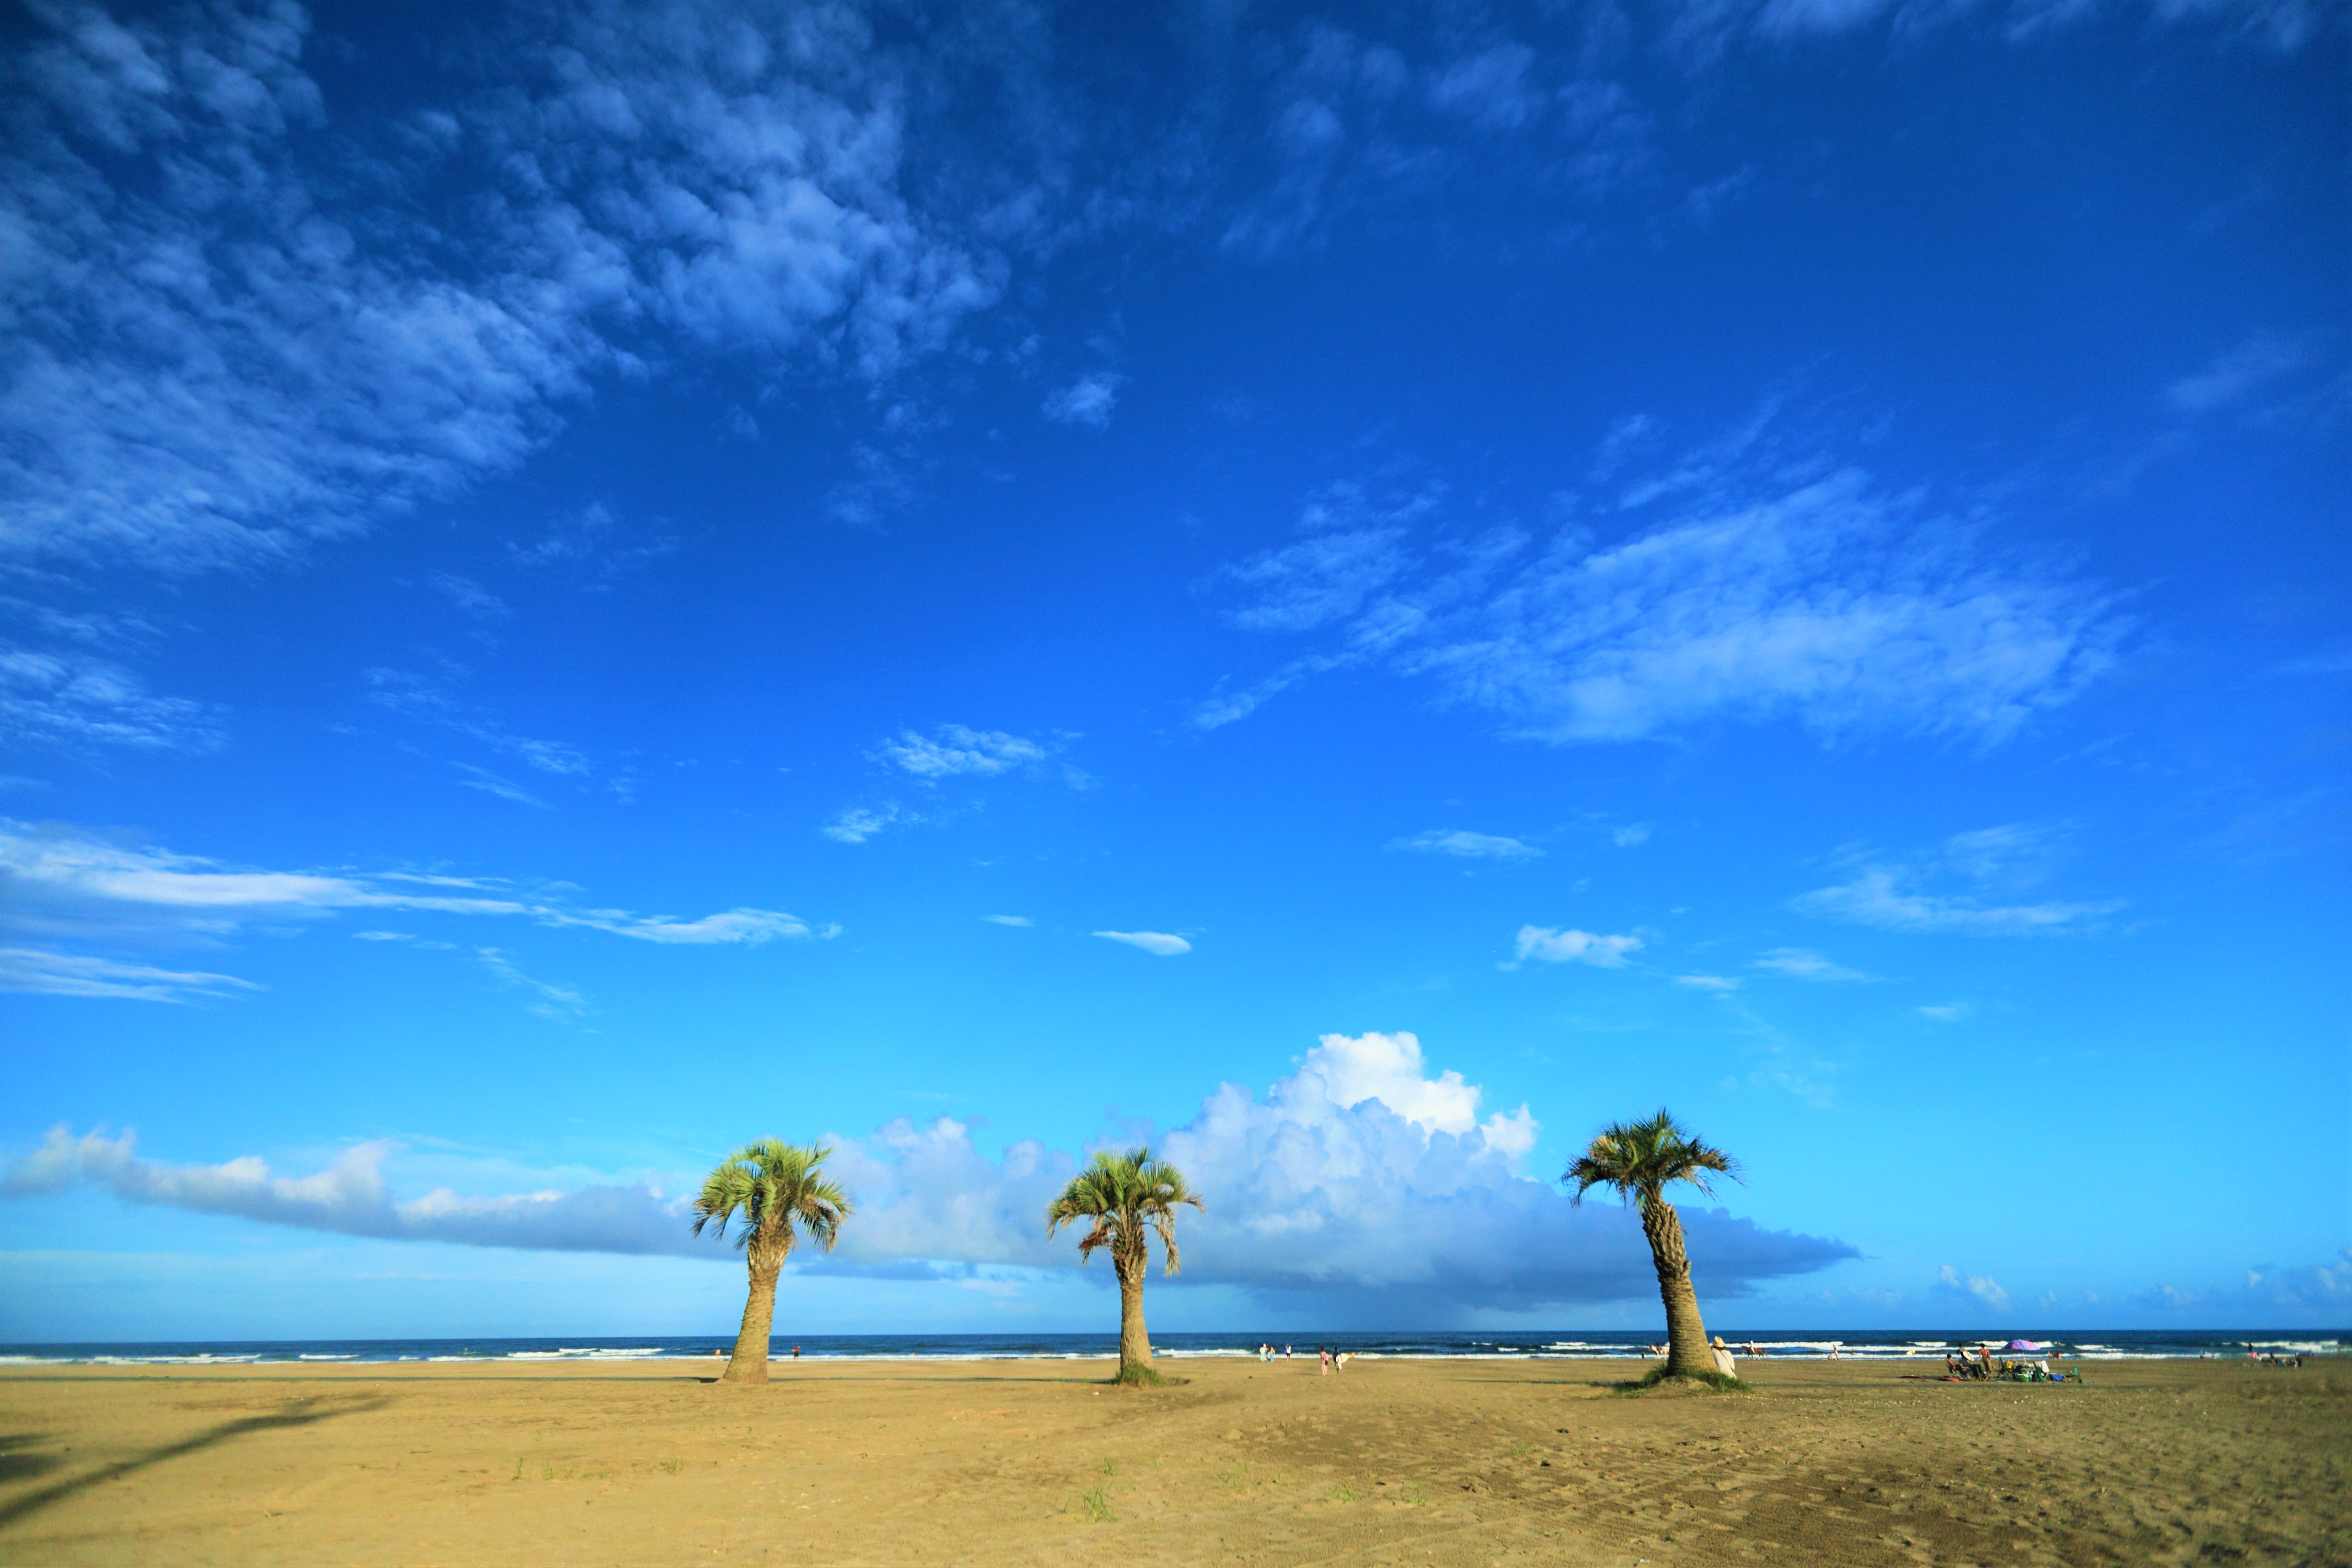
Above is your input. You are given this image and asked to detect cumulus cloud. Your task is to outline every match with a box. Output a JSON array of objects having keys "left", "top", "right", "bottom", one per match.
[
  {"left": 6, "top": 1033, "right": 1857, "bottom": 1310},
  {"left": 1041, "top": 373, "right": 1124, "bottom": 429},
  {"left": 1512, "top": 925, "right": 1642, "bottom": 968},
  {"left": 1937, "top": 1263, "right": 2012, "bottom": 1315},
  {"left": 878, "top": 725, "right": 1048, "bottom": 779},
  {"left": 1388, "top": 829, "right": 1542, "bottom": 861},
  {"left": 834, "top": 1031, "right": 1849, "bottom": 1309},
  {"left": 1094, "top": 930, "right": 1191, "bottom": 956},
  {"left": 0, "top": 819, "right": 831, "bottom": 999},
  {"left": 1205, "top": 435, "right": 2121, "bottom": 747}
]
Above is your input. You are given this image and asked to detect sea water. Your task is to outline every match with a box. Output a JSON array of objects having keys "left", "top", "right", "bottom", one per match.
[{"left": 0, "top": 1329, "right": 2340, "bottom": 1366}]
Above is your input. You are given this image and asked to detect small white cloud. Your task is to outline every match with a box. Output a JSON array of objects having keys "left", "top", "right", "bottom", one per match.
[
  {"left": 1675, "top": 974, "right": 1738, "bottom": 992},
  {"left": 474, "top": 946, "right": 588, "bottom": 1021},
  {"left": 822, "top": 804, "right": 914, "bottom": 844},
  {"left": 1093, "top": 930, "right": 1191, "bottom": 956},
  {"left": 1794, "top": 868, "right": 2121, "bottom": 936},
  {"left": 1917, "top": 1002, "right": 1972, "bottom": 1023},
  {"left": 2166, "top": 334, "right": 2312, "bottom": 415},
  {"left": 1512, "top": 925, "right": 1642, "bottom": 968},
  {"left": 0, "top": 820, "right": 830, "bottom": 966},
  {"left": 1937, "top": 1263, "right": 2011, "bottom": 1315},
  {"left": 878, "top": 725, "right": 1048, "bottom": 779},
  {"left": 0, "top": 946, "right": 260, "bottom": 1003},
  {"left": 1389, "top": 829, "right": 1542, "bottom": 861},
  {"left": 1752, "top": 947, "right": 1867, "bottom": 982},
  {"left": 0, "top": 644, "right": 226, "bottom": 754},
  {"left": 982, "top": 914, "right": 1032, "bottom": 927},
  {"left": 1610, "top": 823, "right": 1653, "bottom": 848},
  {"left": 1042, "top": 372, "right": 1125, "bottom": 429},
  {"left": 430, "top": 573, "right": 509, "bottom": 622}
]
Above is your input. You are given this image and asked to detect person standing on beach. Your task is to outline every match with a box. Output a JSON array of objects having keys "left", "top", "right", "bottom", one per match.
[{"left": 1319, "top": 1348, "right": 1331, "bottom": 1375}]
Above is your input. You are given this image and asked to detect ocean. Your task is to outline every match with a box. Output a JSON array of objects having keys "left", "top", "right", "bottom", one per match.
[{"left": 1, "top": 1328, "right": 2341, "bottom": 1366}]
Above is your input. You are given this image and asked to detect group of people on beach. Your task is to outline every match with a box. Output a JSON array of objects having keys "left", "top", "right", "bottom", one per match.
[{"left": 1943, "top": 1347, "right": 2075, "bottom": 1383}]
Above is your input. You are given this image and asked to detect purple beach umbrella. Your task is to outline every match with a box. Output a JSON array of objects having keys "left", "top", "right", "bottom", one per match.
[{"left": 2005, "top": 1340, "right": 2043, "bottom": 1351}]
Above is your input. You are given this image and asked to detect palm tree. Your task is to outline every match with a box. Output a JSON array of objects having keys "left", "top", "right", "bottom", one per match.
[
  {"left": 692, "top": 1139, "right": 852, "bottom": 1385},
  {"left": 1565, "top": 1109, "right": 1739, "bottom": 1380},
  {"left": 1046, "top": 1147, "right": 1202, "bottom": 1384}
]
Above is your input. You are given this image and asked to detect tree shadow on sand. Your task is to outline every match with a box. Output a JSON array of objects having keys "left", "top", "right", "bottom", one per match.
[{"left": 0, "top": 1396, "right": 389, "bottom": 1530}]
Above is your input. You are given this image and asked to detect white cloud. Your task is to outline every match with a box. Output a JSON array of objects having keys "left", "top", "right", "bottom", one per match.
[
  {"left": 0, "top": 0, "right": 1000, "bottom": 575},
  {"left": 0, "top": 644, "right": 225, "bottom": 753},
  {"left": 1794, "top": 867, "right": 2121, "bottom": 935},
  {"left": 1210, "top": 441, "right": 2121, "bottom": 747},
  {"left": 878, "top": 725, "right": 1048, "bottom": 779},
  {"left": 829, "top": 1032, "right": 1849, "bottom": 1309},
  {"left": 6, "top": 1034, "right": 1858, "bottom": 1310},
  {"left": 2166, "top": 334, "right": 2313, "bottom": 415},
  {"left": 0, "top": 947, "right": 260, "bottom": 1003},
  {"left": 1675, "top": 974, "right": 1739, "bottom": 992},
  {"left": 1388, "top": 829, "right": 1542, "bottom": 861},
  {"left": 981, "top": 914, "right": 1032, "bottom": 927},
  {"left": 474, "top": 946, "right": 589, "bottom": 1022},
  {"left": 1226, "top": 529, "right": 1410, "bottom": 634},
  {"left": 367, "top": 670, "right": 593, "bottom": 781},
  {"left": 1428, "top": 44, "right": 1540, "bottom": 132},
  {"left": 1752, "top": 947, "right": 1868, "bottom": 981},
  {"left": 1093, "top": 930, "right": 1191, "bottom": 956},
  {"left": 430, "top": 573, "right": 508, "bottom": 622},
  {"left": 1512, "top": 925, "right": 1642, "bottom": 968},
  {"left": 1917, "top": 1002, "right": 1972, "bottom": 1022},
  {"left": 0, "top": 820, "right": 831, "bottom": 999},
  {"left": 822, "top": 803, "right": 915, "bottom": 844},
  {"left": 1041, "top": 373, "right": 1125, "bottom": 429},
  {"left": 1937, "top": 1263, "right": 2012, "bottom": 1315},
  {"left": 1, "top": 1128, "right": 702, "bottom": 1256},
  {"left": 1610, "top": 823, "right": 1653, "bottom": 848}
]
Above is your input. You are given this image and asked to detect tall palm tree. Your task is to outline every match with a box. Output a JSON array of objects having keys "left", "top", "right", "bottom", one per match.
[
  {"left": 692, "top": 1139, "right": 852, "bottom": 1385},
  {"left": 1046, "top": 1147, "right": 1202, "bottom": 1383},
  {"left": 1565, "top": 1109, "right": 1739, "bottom": 1379}
]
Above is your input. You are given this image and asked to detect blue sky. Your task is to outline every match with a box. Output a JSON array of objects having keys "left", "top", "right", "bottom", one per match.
[{"left": 1, "top": 0, "right": 2345, "bottom": 1342}]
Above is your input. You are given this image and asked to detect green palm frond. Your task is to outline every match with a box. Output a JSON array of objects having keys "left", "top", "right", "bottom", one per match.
[
  {"left": 1045, "top": 1147, "right": 1202, "bottom": 1275},
  {"left": 1563, "top": 1108, "right": 1739, "bottom": 1211},
  {"left": 690, "top": 1139, "right": 853, "bottom": 1257}
]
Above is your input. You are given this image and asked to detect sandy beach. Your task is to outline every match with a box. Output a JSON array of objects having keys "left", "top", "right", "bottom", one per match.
[{"left": 0, "top": 1355, "right": 2343, "bottom": 1566}]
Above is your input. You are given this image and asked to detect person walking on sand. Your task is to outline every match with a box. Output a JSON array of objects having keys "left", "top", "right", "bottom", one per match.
[{"left": 1319, "top": 1348, "right": 1331, "bottom": 1375}]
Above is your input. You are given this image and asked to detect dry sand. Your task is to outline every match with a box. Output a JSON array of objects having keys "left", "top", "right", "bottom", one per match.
[{"left": 1, "top": 1354, "right": 2344, "bottom": 1566}]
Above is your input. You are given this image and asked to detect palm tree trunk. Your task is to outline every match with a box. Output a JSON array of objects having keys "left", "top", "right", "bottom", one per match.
[
  {"left": 1115, "top": 1251, "right": 1152, "bottom": 1376},
  {"left": 1641, "top": 1199, "right": 1715, "bottom": 1378},
  {"left": 722, "top": 1254, "right": 781, "bottom": 1385}
]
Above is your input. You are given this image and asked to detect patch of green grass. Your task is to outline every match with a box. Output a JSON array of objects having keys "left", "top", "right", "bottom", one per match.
[
  {"left": 1398, "top": 1484, "right": 1427, "bottom": 1506},
  {"left": 1097, "top": 1457, "right": 1117, "bottom": 1476},
  {"left": 1111, "top": 1362, "right": 1185, "bottom": 1387},
  {"left": 1329, "top": 1482, "right": 1362, "bottom": 1503},
  {"left": 1080, "top": 1487, "right": 1114, "bottom": 1523},
  {"left": 1612, "top": 1365, "right": 1749, "bottom": 1395}
]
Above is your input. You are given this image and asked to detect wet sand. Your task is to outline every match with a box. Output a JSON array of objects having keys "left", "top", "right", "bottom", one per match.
[{"left": 1, "top": 1355, "right": 2343, "bottom": 1566}]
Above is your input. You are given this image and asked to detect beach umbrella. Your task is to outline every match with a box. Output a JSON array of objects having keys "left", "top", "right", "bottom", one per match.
[{"left": 2004, "top": 1339, "right": 2042, "bottom": 1351}]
